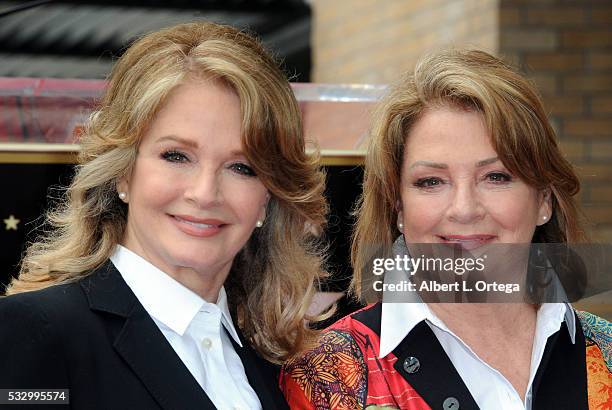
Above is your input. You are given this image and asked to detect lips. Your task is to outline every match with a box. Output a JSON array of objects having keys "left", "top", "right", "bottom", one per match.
[
  {"left": 170, "top": 214, "right": 226, "bottom": 237},
  {"left": 437, "top": 234, "right": 496, "bottom": 250}
]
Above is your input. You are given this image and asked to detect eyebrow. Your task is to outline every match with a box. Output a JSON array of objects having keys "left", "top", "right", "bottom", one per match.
[
  {"left": 228, "top": 149, "right": 246, "bottom": 158},
  {"left": 156, "top": 135, "right": 198, "bottom": 148},
  {"left": 475, "top": 157, "right": 500, "bottom": 167},
  {"left": 156, "top": 135, "right": 246, "bottom": 157},
  {"left": 408, "top": 157, "right": 500, "bottom": 170}
]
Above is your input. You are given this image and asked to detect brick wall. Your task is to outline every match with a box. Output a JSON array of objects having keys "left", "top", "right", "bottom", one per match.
[
  {"left": 499, "top": 0, "right": 612, "bottom": 242},
  {"left": 310, "top": 0, "right": 499, "bottom": 83},
  {"left": 312, "top": 0, "right": 612, "bottom": 242}
]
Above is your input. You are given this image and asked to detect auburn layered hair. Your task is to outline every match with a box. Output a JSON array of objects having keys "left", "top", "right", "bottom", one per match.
[
  {"left": 351, "top": 49, "right": 586, "bottom": 298},
  {"left": 7, "top": 22, "right": 329, "bottom": 363}
]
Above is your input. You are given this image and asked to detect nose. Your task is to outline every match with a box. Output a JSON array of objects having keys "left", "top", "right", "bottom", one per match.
[
  {"left": 445, "top": 181, "right": 485, "bottom": 224},
  {"left": 184, "top": 167, "right": 222, "bottom": 207}
]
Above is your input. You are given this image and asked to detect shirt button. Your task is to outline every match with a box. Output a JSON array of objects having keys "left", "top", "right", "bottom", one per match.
[
  {"left": 442, "top": 396, "right": 459, "bottom": 409},
  {"left": 403, "top": 356, "right": 420, "bottom": 374},
  {"left": 201, "top": 338, "right": 213, "bottom": 349}
]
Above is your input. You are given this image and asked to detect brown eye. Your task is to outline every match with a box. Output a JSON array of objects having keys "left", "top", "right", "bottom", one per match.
[
  {"left": 486, "top": 172, "right": 511, "bottom": 183},
  {"left": 161, "top": 150, "right": 188, "bottom": 163},
  {"left": 230, "top": 162, "right": 257, "bottom": 177},
  {"left": 414, "top": 177, "right": 443, "bottom": 188}
]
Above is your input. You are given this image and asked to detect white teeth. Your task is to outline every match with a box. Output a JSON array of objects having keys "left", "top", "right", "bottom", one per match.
[{"left": 175, "top": 217, "right": 217, "bottom": 228}]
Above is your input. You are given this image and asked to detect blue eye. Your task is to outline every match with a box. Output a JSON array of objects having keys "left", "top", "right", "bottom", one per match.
[
  {"left": 230, "top": 162, "right": 257, "bottom": 177},
  {"left": 161, "top": 150, "right": 188, "bottom": 163},
  {"left": 414, "top": 177, "right": 444, "bottom": 188},
  {"left": 486, "top": 172, "right": 512, "bottom": 183}
]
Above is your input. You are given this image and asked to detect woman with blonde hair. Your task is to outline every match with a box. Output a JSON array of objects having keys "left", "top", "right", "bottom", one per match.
[
  {"left": 0, "top": 21, "right": 328, "bottom": 409},
  {"left": 282, "top": 49, "right": 611, "bottom": 409}
]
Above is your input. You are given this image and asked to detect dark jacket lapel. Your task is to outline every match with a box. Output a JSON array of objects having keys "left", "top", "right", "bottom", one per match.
[
  {"left": 80, "top": 261, "right": 216, "bottom": 410},
  {"left": 353, "top": 303, "right": 479, "bottom": 410},
  {"left": 531, "top": 315, "right": 588, "bottom": 409},
  {"left": 227, "top": 326, "right": 289, "bottom": 409},
  {"left": 353, "top": 303, "right": 589, "bottom": 410},
  {"left": 391, "top": 321, "right": 480, "bottom": 410}
]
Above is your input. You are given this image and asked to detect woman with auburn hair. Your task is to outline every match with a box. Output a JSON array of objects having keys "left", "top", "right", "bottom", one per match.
[
  {"left": 282, "top": 49, "right": 611, "bottom": 409},
  {"left": 0, "top": 22, "right": 328, "bottom": 409}
]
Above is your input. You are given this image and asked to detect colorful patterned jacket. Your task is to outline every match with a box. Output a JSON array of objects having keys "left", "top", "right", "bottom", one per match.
[{"left": 281, "top": 303, "right": 612, "bottom": 409}]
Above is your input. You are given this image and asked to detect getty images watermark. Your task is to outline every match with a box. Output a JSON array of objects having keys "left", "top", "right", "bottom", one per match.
[
  {"left": 361, "top": 241, "right": 612, "bottom": 303},
  {"left": 372, "top": 253, "right": 520, "bottom": 294}
]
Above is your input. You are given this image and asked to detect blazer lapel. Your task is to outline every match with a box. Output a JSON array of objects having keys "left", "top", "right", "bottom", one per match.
[
  {"left": 352, "top": 303, "right": 478, "bottom": 409},
  {"left": 80, "top": 261, "right": 216, "bottom": 410},
  {"left": 228, "top": 329, "right": 289, "bottom": 410},
  {"left": 531, "top": 317, "right": 588, "bottom": 409},
  {"left": 392, "top": 322, "right": 480, "bottom": 410}
]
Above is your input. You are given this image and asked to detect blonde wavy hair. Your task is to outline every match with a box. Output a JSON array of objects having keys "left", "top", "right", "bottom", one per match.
[
  {"left": 351, "top": 49, "right": 586, "bottom": 298},
  {"left": 7, "top": 22, "right": 329, "bottom": 363}
]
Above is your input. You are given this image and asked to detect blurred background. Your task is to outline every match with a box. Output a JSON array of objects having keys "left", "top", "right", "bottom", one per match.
[{"left": 0, "top": 0, "right": 611, "bottom": 317}]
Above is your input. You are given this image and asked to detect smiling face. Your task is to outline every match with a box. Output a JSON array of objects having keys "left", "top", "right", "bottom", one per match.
[
  {"left": 399, "top": 106, "right": 551, "bottom": 248},
  {"left": 117, "top": 80, "right": 268, "bottom": 292}
]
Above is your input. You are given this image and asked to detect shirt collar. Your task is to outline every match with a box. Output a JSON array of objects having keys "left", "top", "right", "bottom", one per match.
[
  {"left": 110, "top": 245, "right": 242, "bottom": 346},
  {"left": 379, "top": 300, "right": 575, "bottom": 359},
  {"left": 379, "top": 236, "right": 576, "bottom": 358}
]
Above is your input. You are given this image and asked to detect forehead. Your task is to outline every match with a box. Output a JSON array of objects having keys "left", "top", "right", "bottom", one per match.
[
  {"left": 403, "top": 106, "right": 496, "bottom": 163},
  {"left": 143, "top": 79, "right": 242, "bottom": 147},
  {"left": 156, "top": 79, "right": 238, "bottom": 118}
]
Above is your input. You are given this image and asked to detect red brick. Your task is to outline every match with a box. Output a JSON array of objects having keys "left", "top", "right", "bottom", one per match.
[
  {"left": 593, "top": 97, "right": 612, "bottom": 114},
  {"left": 558, "top": 140, "right": 585, "bottom": 161},
  {"left": 526, "top": 8, "right": 586, "bottom": 25},
  {"left": 564, "top": 119, "right": 612, "bottom": 138},
  {"left": 564, "top": 75, "right": 612, "bottom": 93},
  {"left": 590, "top": 141, "right": 612, "bottom": 159},
  {"left": 590, "top": 186, "right": 612, "bottom": 203},
  {"left": 589, "top": 226, "right": 612, "bottom": 243},
  {"left": 500, "top": 7, "right": 521, "bottom": 26},
  {"left": 525, "top": 53, "right": 584, "bottom": 71},
  {"left": 562, "top": 30, "right": 612, "bottom": 48},
  {"left": 592, "top": 8, "right": 612, "bottom": 25},
  {"left": 576, "top": 164, "right": 612, "bottom": 182},
  {"left": 501, "top": 29, "right": 557, "bottom": 51},
  {"left": 590, "top": 53, "right": 612, "bottom": 70},
  {"left": 530, "top": 74, "right": 558, "bottom": 95},
  {"left": 544, "top": 96, "right": 584, "bottom": 115},
  {"left": 583, "top": 206, "right": 612, "bottom": 224}
]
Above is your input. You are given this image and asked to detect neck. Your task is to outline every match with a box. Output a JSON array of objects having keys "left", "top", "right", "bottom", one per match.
[
  {"left": 169, "top": 267, "right": 229, "bottom": 303},
  {"left": 428, "top": 302, "right": 538, "bottom": 335}
]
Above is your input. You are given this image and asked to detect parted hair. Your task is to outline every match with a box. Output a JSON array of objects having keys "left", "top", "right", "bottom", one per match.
[
  {"left": 7, "top": 22, "right": 329, "bottom": 363},
  {"left": 351, "top": 49, "right": 586, "bottom": 298}
]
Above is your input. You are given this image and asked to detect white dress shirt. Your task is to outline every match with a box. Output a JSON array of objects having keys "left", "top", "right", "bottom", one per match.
[
  {"left": 379, "top": 301, "right": 576, "bottom": 410},
  {"left": 110, "top": 245, "right": 262, "bottom": 410}
]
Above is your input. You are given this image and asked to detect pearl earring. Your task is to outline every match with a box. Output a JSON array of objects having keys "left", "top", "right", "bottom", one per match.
[
  {"left": 542, "top": 215, "right": 548, "bottom": 221},
  {"left": 118, "top": 192, "right": 127, "bottom": 201},
  {"left": 398, "top": 221, "right": 404, "bottom": 230},
  {"left": 256, "top": 220, "right": 263, "bottom": 228}
]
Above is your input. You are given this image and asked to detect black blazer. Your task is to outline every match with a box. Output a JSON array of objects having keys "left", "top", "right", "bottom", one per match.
[
  {"left": 351, "top": 302, "right": 589, "bottom": 410},
  {"left": 0, "top": 261, "right": 289, "bottom": 410}
]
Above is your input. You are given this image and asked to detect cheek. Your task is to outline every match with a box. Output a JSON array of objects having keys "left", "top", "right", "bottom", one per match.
[
  {"left": 129, "top": 166, "right": 180, "bottom": 212},
  {"left": 484, "top": 192, "right": 540, "bottom": 233},
  {"left": 223, "top": 179, "right": 268, "bottom": 220},
  {"left": 487, "top": 203, "right": 524, "bottom": 227},
  {"left": 401, "top": 191, "right": 447, "bottom": 235}
]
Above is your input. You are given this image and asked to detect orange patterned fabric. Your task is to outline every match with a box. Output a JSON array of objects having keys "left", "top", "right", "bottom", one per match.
[
  {"left": 281, "top": 305, "right": 430, "bottom": 410},
  {"left": 282, "top": 330, "right": 366, "bottom": 409},
  {"left": 586, "top": 339, "right": 612, "bottom": 409},
  {"left": 282, "top": 306, "right": 612, "bottom": 409}
]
